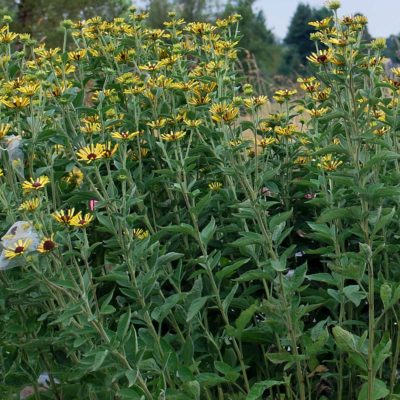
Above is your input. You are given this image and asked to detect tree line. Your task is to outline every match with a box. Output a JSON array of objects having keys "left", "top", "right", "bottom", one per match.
[{"left": 1, "top": 0, "right": 399, "bottom": 81}]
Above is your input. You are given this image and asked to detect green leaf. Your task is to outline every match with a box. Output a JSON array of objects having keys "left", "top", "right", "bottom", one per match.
[
  {"left": 186, "top": 296, "right": 211, "bottom": 322},
  {"left": 196, "top": 372, "right": 227, "bottom": 387},
  {"left": 164, "top": 223, "right": 196, "bottom": 237},
  {"left": 332, "top": 326, "right": 358, "bottom": 352},
  {"left": 246, "top": 380, "right": 284, "bottom": 400},
  {"left": 269, "top": 210, "right": 293, "bottom": 230},
  {"left": 117, "top": 309, "right": 131, "bottom": 341},
  {"left": 343, "top": 285, "right": 366, "bottom": 307},
  {"left": 380, "top": 283, "right": 392, "bottom": 309},
  {"left": 235, "top": 303, "right": 258, "bottom": 332},
  {"left": 91, "top": 350, "right": 109, "bottom": 371},
  {"left": 317, "top": 208, "right": 351, "bottom": 223},
  {"left": 222, "top": 284, "right": 239, "bottom": 315},
  {"left": 200, "top": 217, "right": 216, "bottom": 246},
  {"left": 216, "top": 258, "right": 250, "bottom": 280},
  {"left": 230, "top": 232, "right": 264, "bottom": 247},
  {"left": 358, "top": 379, "right": 389, "bottom": 400}
]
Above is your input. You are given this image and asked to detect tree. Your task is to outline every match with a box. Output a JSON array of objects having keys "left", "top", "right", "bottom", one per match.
[
  {"left": 224, "top": 0, "right": 282, "bottom": 81},
  {"left": 281, "top": 3, "right": 331, "bottom": 74},
  {"left": 0, "top": 0, "right": 130, "bottom": 46}
]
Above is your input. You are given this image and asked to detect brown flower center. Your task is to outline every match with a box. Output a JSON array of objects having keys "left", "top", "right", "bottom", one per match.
[
  {"left": 14, "top": 246, "right": 24, "bottom": 254},
  {"left": 43, "top": 240, "right": 55, "bottom": 251},
  {"left": 87, "top": 153, "right": 97, "bottom": 160},
  {"left": 32, "top": 181, "right": 42, "bottom": 188}
]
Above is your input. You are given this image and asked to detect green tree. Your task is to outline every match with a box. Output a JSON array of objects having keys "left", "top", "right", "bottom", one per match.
[
  {"left": 224, "top": 0, "right": 282, "bottom": 83},
  {"left": 281, "top": 3, "right": 331, "bottom": 75},
  {"left": 0, "top": 0, "right": 130, "bottom": 46}
]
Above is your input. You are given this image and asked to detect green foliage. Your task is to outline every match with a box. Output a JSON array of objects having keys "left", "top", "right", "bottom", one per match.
[{"left": 1, "top": 6, "right": 400, "bottom": 400}]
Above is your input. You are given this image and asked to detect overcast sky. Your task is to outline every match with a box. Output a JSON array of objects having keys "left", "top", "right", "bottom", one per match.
[{"left": 254, "top": 0, "right": 400, "bottom": 40}]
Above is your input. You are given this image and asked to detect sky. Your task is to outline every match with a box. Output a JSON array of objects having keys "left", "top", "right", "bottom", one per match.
[{"left": 254, "top": 0, "right": 400, "bottom": 40}]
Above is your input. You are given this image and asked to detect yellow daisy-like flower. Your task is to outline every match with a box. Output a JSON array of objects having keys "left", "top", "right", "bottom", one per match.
[
  {"left": 19, "top": 198, "right": 40, "bottom": 212},
  {"left": 4, "top": 239, "right": 32, "bottom": 259},
  {"left": 68, "top": 49, "right": 87, "bottom": 61},
  {"left": 111, "top": 131, "right": 141, "bottom": 141},
  {"left": 318, "top": 154, "right": 343, "bottom": 171},
  {"left": 147, "top": 118, "right": 167, "bottom": 129},
  {"left": 307, "top": 50, "right": 333, "bottom": 65},
  {"left": 308, "top": 17, "right": 332, "bottom": 30},
  {"left": 259, "top": 137, "right": 276, "bottom": 148},
  {"left": 52, "top": 208, "right": 79, "bottom": 225},
  {"left": 22, "top": 176, "right": 50, "bottom": 193},
  {"left": 160, "top": 131, "right": 186, "bottom": 142},
  {"left": 1, "top": 96, "right": 30, "bottom": 108},
  {"left": 183, "top": 118, "right": 203, "bottom": 128},
  {"left": 76, "top": 143, "right": 105, "bottom": 163},
  {"left": 18, "top": 83, "right": 41, "bottom": 97},
  {"left": 208, "top": 182, "right": 223, "bottom": 191},
  {"left": 65, "top": 166, "right": 84, "bottom": 186},
  {"left": 0, "top": 32, "right": 18, "bottom": 44},
  {"left": 133, "top": 228, "right": 149, "bottom": 240},
  {"left": 274, "top": 89, "right": 297, "bottom": 99},
  {"left": 210, "top": 102, "right": 239, "bottom": 124},
  {"left": 0, "top": 168, "right": 3, "bottom": 177},
  {"left": 243, "top": 96, "right": 268, "bottom": 109},
  {"left": 305, "top": 107, "right": 330, "bottom": 118},
  {"left": 0, "top": 123, "right": 11, "bottom": 139},
  {"left": 69, "top": 212, "right": 94, "bottom": 228},
  {"left": 274, "top": 125, "right": 297, "bottom": 136},
  {"left": 102, "top": 142, "right": 119, "bottom": 159},
  {"left": 81, "top": 122, "right": 101, "bottom": 134},
  {"left": 37, "top": 235, "right": 57, "bottom": 253}
]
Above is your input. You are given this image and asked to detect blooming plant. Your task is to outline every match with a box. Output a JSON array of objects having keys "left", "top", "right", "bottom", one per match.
[{"left": 1, "top": 4, "right": 400, "bottom": 400}]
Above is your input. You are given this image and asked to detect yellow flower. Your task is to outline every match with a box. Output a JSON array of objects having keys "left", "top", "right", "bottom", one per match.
[
  {"left": 81, "top": 122, "right": 101, "bottom": 134},
  {"left": 318, "top": 154, "right": 343, "bottom": 171},
  {"left": 69, "top": 212, "right": 94, "bottom": 228},
  {"left": 305, "top": 107, "right": 330, "bottom": 118},
  {"left": 76, "top": 143, "right": 105, "bottom": 163},
  {"left": 0, "top": 32, "right": 18, "bottom": 43},
  {"left": 0, "top": 168, "right": 3, "bottom": 177},
  {"left": 18, "top": 83, "right": 41, "bottom": 97},
  {"left": 185, "top": 22, "right": 216, "bottom": 35},
  {"left": 65, "top": 167, "right": 84, "bottom": 186},
  {"left": 52, "top": 208, "right": 79, "bottom": 225},
  {"left": 183, "top": 118, "right": 203, "bottom": 128},
  {"left": 111, "top": 131, "right": 141, "bottom": 141},
  {"left": 208, "top": 182, "right": 223, "bottom": 191},
  {"left": 243, "top": 96, "right": 268, "bottom": 109},
  {"left": 294, "top": 156, "right": 311, "bottom": 165},
  {"left": 391, "top": 67, "right": 400, "bottom": 77},
  {"left": 68, "top": 49, "right": 87, "bottom": 61},
  {"left": 4, "top": 239, "right": 32, "bottom": 259},
  {"left": 307, "top": 50, "right": 333, "bottom": 65},
  {"left": 133, "top": 228, "right": 149, "bottom": 240},
  {"left": 37, "top": 235, "right": 57, "bottom": 253},
  {"left": 259, "top": 137, "right": 276, "bottom": 148},
  {"left": 114, "top": 49, "right": 136, "bottom": 63},
  {"left": 274, "top": 125, "right": 297, "bottom": 136},
  {"left": 274, "top": 89, "right": 297, "bottom": 99},
  {"left": 0, "top": 123, "right": 11, "bottom": 139},
  {"left": 210, "top": 102, "right": 239, "bottom": 124},
  {"left": 19, "top": 198, "right": 40, "bottom": 212},
  {"left": 308, "top": 17, "right": 332, "bottom": 30},
  {"left": 1, "top": 96, "right": 30, "bottom": 108},
  {"left": 147, "top": 118, "right": 167, "bottom": 129},
  {"left": 102, "top": 142, "right": 119, "bottom": 159},
  {"left": 160, "top": 131, "right": 186, "bottom": 142},
  {"left": 22, "top": 176, "right": 50, "bottom": 193}
]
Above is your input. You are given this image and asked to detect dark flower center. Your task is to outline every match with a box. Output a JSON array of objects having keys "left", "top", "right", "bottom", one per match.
[
  {"left": 14, "top": 246, "right": 24, "bottom": 254},
  {"left": 32, "top": 181, "right": 42, "bottom": 188},
  {"left": 43, "top": 240, "right": 55, "bottom": 251},
  {"left": 87, "top": 153, "right": 97, "bottom": 160}
]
